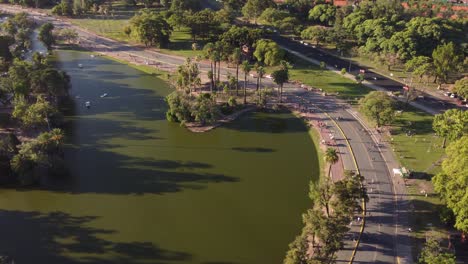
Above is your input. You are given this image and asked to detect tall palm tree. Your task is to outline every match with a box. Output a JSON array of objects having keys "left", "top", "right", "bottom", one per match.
[
  {"left": 241, "top": 60, "right": 251, "bottom": 104},
  {"left": 203, "top": 43, "right": 215, "bottom": 91},
  {"left": 325, "top": 147, "right": 339, "bottom": 178},
  {"left": 254, "top": 63, "right": 265, "bottom": 92},
  {"left": 231, "top": 48, "right": 242, "bottom": 96}
]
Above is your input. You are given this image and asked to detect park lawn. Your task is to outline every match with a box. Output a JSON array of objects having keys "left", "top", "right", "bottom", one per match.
[
  {"left": 159, "top": 29, "right": 204, "bottom": 58},
  {"left": 388, "top": 107, "right": 446, "bottom": 174},
  {"left": 70, "top": 16, "right": 131, "bottom": 42},
  {"left": 406, "top": 178, "right": 448, "bottom": 262},
  {"left": 284, "top": 55, "right": 373, "bottom": 103}
]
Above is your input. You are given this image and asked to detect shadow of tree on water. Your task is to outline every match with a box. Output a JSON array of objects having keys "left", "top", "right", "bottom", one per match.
[{"left": 0, "top": 210, "right": 191, "bottom": 264}]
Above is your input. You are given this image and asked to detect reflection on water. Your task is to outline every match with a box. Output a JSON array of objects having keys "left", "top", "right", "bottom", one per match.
[{"left": 0, "top": 50, "right": 319, "bottom": 264}]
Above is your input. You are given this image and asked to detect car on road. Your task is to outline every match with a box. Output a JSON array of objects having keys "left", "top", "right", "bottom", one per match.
[
  {"left": 444, "top": 92, "right": 452, "bottom": 97},
  {"left": 450, "top": 93, "right": 458, "bottom": 98}
]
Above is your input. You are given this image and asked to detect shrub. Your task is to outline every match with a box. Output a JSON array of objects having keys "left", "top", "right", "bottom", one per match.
[{"left": 227, "top": 96, "right": 237, "bottom": 107}]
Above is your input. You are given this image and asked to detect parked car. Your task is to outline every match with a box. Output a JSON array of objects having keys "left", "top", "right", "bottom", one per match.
[
  {"left": 444, "top": 92, "right": 452, "bottom": 97},
  {"left": 450, "top": 93, "right": 458, "bottom": 98}
]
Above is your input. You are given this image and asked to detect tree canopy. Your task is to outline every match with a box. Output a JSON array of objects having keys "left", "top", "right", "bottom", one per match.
[
  {"left": 253, "top": 39, "right": 284, "bottom": 66},
  {"left": 38, "top": 22, "right": 55, "bottom": 50},
  {"left": 453, "top": 78, "right": 468, "bottom": 99},
  {"left": 432, "top": 109, "right": 468, "bottom": 142},
  {"left": 432, "top": 136, "right": 468, "bottom": 233},
  {"left": 419, "top": 237, "right": 456, "bottom": 264},
  {"left": 129, "top": 10, "right": 172, "bottom": 48},
  {"left": 308, "top": 4, "right": 336, "bottom": 26},
  {"left": 242, "top": 0, "right": 275, "bottom": 23},
  {"left": 359, "top": 91, "right": 395, "bottom": 127},
  {"left": 432, "top": 42, "right": 463, "bottom": 85}
]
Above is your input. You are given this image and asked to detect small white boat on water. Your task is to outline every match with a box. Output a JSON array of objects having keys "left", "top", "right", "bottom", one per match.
[
  {"left": 100, "top": 93, "right": 108, "bottom": 98},
  {"left": 90, "top": 55, "right": 95, "bottom": 58},
  {"left": 85, "top": 101, "right": 91, "bottom": 108},
  {"left": 78, "top": 64, "right": 83, "bottom": 68}
]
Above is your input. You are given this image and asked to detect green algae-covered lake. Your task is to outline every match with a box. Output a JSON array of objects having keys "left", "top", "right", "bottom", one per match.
[{"left": 0, "top": 51, "right": 319, "bottom": 264}]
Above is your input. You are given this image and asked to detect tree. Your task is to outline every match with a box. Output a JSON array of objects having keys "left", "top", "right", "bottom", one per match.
[
  {"left": 432, "top": 136, "right": 468, "bottom": 234},
  {"left": 283, "top": 233, "right": 310, "bottom": 264},
  {"left": 308, "top": 4, "right": 336, "bottom": 26},
  {"left": 129, "top": 10, "right": 172, "bottom": 48},
  {"left": 271, "top": 66, "right": 289, "bottom": 103},
  {"left": 12, "top": 95, "right": 56, "bottom": 128},
  {"left": 242, "top": 0, "right": 275, "bottom": 24},
  {"left": 432, "top": 109, "right": 468, "bottom": 147},
  {"left": 165, "top": 91, "right": 192, "bottom": 123},
  {"left": 255, "top": 64, "right": 265, "bottom": 91},
  {"left": 334, "top": 171, "right": 367, "bottom": 216},
  {"left": 258, "top": 7, "right": 290, "bottom": 26},
  {"left": 359, "top": 91, "right": 395, "bottom": 127},
  {"left": 301, "top": 26, "right": 329, "bottom": 46},
  {"left": 221, "top": 26, "right": 263, "bottom": 56},
  {"left": 11, "top": 129, "right": 65, "bottom": 183},
  {"left": 325, "top": 147, "right": 338, "bottom": 178},
  {"left": 191, "top": 94, "right": 219, "bottom": 125},
  {"left": 203, "top": 43, "right": 216, "bottom": 91},
  {"left": 30, "top": 67, "right": 70, "bottom": 97},
  {"left": 58, "top": 28, "right": 79, "bottom": 44},
  {"left": 432, "top": 42, "right": 463, "bottom": 85},
  {"left": 176, "top": 58, "right": 201, "bottom": 93},
  {"left": 185, "top": 9, "right": 220, "bottom": 41},
  {"left": 253, "top": 39, "right": 284, "bottom": 66},
  {"left": 230, "top": 48, "right": 242, "bottom": 96},
  {"left": 241, "top": 60, "right": 251, "bottom": 104},
  {"left": 8, "top": 59, "right": 32, "bottom": 97},
  {"left": 405, "top": 56, "right": 433, "bottom": 86},
  {"left": 419, "top": 237, "right": 456, "bottom": 264},
  {"left": 453, "top": 78, "right": 468, "bottom": 99}
]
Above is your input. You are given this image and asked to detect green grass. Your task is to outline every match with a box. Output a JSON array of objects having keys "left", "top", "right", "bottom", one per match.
[
  {"left": 389, "top": 107, "right": 446, "bottom": 175},
  {"left": 286, "top": 55, "right": 373, "bottom": 103},
  {"left": 71, "top": 16, "right": 131, "bottom": 42},
  {"left": 406, "top": 180, "right": 448, "bottom": 262}
]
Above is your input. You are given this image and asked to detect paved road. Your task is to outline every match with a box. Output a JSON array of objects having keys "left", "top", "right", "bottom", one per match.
[
  {"left": 285, "top": 89, "right": 412, "bottom": 264},
  {"left": 0, "top": 5, "right": 413, "bottom": 263},
  {"left": 273, "top": 35, "right": 464, "bottom": 114}
]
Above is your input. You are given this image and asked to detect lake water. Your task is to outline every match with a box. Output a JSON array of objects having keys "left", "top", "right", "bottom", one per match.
[{"left": 0, "top": 50, "right": 319, "bottom": 264}]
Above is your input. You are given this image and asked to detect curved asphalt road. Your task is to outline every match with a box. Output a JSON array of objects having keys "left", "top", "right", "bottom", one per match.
[{"left": 286, "top": 89, "right": 411, "bottom": 264}]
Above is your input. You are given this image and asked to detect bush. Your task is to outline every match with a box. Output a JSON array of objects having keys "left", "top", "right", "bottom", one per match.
[
  {"left": 341, "top": 68, "right": 346, "bottom": 75},
  {"left": 227, "top": 96, "right": 237, "bottom": 107},
  {"left": 165, "top": 91, "right": 192, "bottom": 123},
  {"left": 192, "top": 95, "right": 219, "bottom": 125}
]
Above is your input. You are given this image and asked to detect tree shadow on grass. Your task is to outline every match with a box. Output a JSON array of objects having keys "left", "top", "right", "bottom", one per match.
[{"left": 0, "top": 210, "right": 191, "bottom": 264}]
